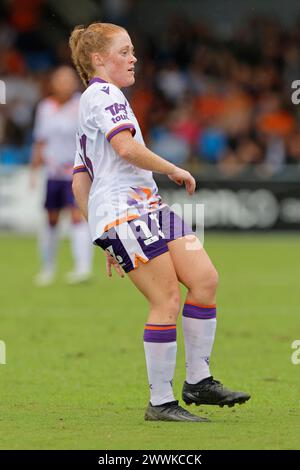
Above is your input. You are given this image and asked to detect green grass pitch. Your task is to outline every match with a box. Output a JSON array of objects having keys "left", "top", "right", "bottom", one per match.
[{"left": 0, "top": 233, "right": 299, "bottom": 449}]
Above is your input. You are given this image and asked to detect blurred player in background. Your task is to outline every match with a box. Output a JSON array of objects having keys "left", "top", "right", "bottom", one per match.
[
  {"left": 30, "top": 66, "right": 93, "bottom": 286},
  {"left": 70, "top": 23, "right": 250, "bottom": 422}
]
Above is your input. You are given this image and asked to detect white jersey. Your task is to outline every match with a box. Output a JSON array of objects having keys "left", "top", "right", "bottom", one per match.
[
  {"left": 33, "top": 93, "right": 80, "bottom": 180},
  {"left": 74, "top": 77, "right": 163, "bottom": 241}
]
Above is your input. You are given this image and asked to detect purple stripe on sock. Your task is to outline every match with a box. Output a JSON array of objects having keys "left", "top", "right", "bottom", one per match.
[
  {"left": 144, "top": 325, "right": 177, "bottom": 343},
  {"left": 182, "top": 303, "right": 217, "bottom": 319}
]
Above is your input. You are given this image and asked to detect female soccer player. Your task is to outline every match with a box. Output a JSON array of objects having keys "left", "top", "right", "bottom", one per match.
[
  {"left": 31, "top": 66, "right": 93, "bottom": 286},
  {"left": 70, "top": 23, "right": 250, "bottom": 422}
]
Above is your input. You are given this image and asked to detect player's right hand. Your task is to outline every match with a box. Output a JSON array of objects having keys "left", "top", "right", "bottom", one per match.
[
  {"left": 167, "top": 167, "right": 196, "bottom": 195},
  {"left": 105, "top": 251, "right": 125, "bottom": 278}
]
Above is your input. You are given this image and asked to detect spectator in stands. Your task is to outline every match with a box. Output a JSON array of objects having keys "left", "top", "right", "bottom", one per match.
[{"left": 1, "top": 6, "right": 300, "bottom": 175}]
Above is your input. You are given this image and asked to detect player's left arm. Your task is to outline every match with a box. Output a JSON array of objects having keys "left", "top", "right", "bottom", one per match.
[{"left": 72, "top": 172, "right": 91, "bottom": 221}]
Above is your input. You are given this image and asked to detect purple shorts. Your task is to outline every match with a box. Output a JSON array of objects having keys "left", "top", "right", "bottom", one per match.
[
  {"left": 94, "top": 205, "right": 194, "bottom": 273},
  {"left": 44, "top": 179, "right": 75, "bottom": 210}
]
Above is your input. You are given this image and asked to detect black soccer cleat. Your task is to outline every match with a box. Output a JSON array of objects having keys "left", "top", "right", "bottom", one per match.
[
  {"left": 144, "top": 400, "right": 210, "bottom": 422},
  {"left": 182, "top": 376, "right": 251, "bottom": 408}
]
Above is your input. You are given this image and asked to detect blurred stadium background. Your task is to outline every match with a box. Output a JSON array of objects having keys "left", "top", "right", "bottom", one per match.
[
  {"left": 1, "top": 0, "right": 300, "bottom": 231},
  {"left": 0, "top": 0, "right": 300, "bottom": 450}
]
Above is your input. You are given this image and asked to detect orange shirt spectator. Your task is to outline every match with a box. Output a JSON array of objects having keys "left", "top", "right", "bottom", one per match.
[{"left": 257, "top": 111, "right": 295, "bottom": 137}]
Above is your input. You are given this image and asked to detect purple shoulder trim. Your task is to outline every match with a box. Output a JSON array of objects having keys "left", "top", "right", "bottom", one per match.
[
  {"left": 107, "top": 124, "right": 136, "bottom": 142},
  {"left": 73, "top": 166, "right": 88, "bottom": 175}
]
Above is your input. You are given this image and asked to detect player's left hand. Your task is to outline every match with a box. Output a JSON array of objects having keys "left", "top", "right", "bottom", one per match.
[
  {"left": 105, "top": 251, "right": 125, "bottom": 278},
  {"left": 167, "top": 167, "right": 196, "bottom": 195}
]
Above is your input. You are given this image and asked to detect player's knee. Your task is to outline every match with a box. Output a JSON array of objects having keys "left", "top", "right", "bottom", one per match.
[
  {"left": 168, "top": 289, "right": 181, "bottom": 318},
  {"left": 206, "top": 267, "right": 219, "bottom": 293},
  {"left": 151, "top": 287, "right": 181, "bottom": 323},
  {"left": 190, "top": 266, "right": 219, "bottom": 301},
  {"left": 162, "top": 289, "right": 181, "bottom": 320}
]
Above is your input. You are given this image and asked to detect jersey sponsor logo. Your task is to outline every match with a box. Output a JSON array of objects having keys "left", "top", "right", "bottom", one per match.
[
  {"left": 111, "top": 114, "right": 129, "bottom": 124},
  {"left": 105, "top": 102, "right": 129, "bottom": 124},
  {"left": 105, "top": 102, "right": 128, "bottom": 117}
]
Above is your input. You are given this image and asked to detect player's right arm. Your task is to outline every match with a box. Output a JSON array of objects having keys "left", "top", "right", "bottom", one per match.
[
  {"left": 72, "top": 171, "right": 91, "bottom": 221},
  {"left": 110, "top": 130, "right": 196, "bottom": 195},
  {"left": 72, "top": 171, "right": 123, "bottom": 278}
]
